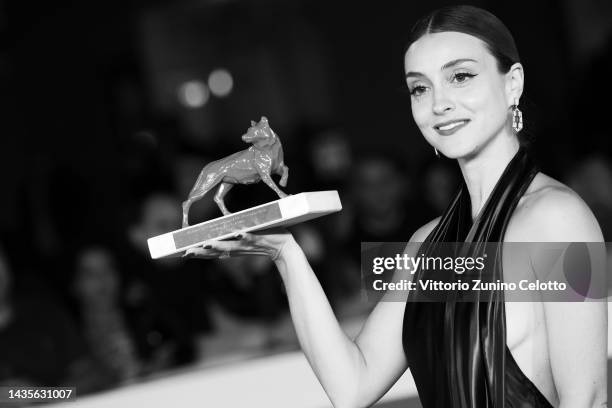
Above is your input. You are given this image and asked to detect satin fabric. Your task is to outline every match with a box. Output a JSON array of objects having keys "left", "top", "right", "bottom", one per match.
[{"left": 402, "top": 148, "right": 553, "bottom": 407}]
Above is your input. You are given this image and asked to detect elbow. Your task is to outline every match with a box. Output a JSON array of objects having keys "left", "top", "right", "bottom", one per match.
[
  {"left": 326, "top": 380, "right": 365, "bottom": 408},
  {"left": 330, "top": 399, "right": 360, "bottom": 408},
  {"left": 326, "top": 342, "right": 370, "bottom": 408},
  {"left": 329, "top": 389, "right": 373, "bottom": 408},
  {"left": 328, "top": 396, "right": 352, "bottom": 408},
  {"left": 328, "top": 388, "right": 360, "bottom": 408}
]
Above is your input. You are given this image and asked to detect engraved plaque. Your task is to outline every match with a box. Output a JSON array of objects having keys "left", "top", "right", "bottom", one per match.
[{"left": 174, "top": 202, "right": 282, "bottom": 248}]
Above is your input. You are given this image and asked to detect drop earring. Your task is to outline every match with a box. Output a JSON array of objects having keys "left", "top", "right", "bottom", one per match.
[
  {"left": 512, "top": 98, "right": 523, "bottom": 133},
  {"left": 434, "top": 147, "right": 440, "bottom": 158}
]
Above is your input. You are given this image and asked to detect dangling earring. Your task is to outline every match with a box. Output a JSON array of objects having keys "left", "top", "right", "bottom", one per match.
[
  {"left": 512, "top": 98, "right": 523, "bottom": 133},
  {"left": 434, "top": 147, "right": 440, "bottom": 158}
]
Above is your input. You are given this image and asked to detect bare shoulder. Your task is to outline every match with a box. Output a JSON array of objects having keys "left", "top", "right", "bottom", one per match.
[
  {"left": 410, "top": 216, "right": 441, "bottom": 242},
  {"left": 507, "top": 172, "right": 604, "bottom": 242}
]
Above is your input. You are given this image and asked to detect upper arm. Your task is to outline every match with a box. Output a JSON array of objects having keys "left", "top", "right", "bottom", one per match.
[
  {"left": 523, "top": 188, "right": 607, "bottom": 405},
  {"left": 352, "top": 217, "right": 440, "bottom": 406}
]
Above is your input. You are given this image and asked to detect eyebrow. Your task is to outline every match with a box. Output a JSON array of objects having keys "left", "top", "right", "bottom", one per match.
[{"left": 405, "top": 58, "right": 478, "bottom": 78}]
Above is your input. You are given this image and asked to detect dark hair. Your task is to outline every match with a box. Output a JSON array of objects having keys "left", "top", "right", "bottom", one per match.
[{"left": 405, "top": 5, "right": 520, "bottom": 73}]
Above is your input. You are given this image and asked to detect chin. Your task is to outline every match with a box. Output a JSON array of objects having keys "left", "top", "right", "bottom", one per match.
[
  {"left": 436, "top": 142, "right": 480, "bottom": 160},
  {"left": 434, "top": 132, "right": 492, "bottom": 160}
]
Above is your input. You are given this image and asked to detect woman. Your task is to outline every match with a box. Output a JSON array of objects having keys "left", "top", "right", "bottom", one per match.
[{"left": 187, "top": 6, "right": 606, "bottom": 407}]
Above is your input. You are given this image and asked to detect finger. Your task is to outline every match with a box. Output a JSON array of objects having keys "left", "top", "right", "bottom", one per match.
[
  {"left": 234, "top": 231, "right": 258, "bottom": 243},
  {"left": 186, "top": 241, "right": 233, "bottom": 255},
  {"left": 200, "top": 239, "right": 258, "bottom": 254},
  {"left": 221, "top": 250, "right": 271, "bottom": 257},
  {"left": 184, "top": 247, "right": 221, "bottom": 258},
  {"left": 184, "top": 247, "right": 203, "bottom": 256},
  {"left": 188, "top": 236, "right": 277, "bottom": 258},
  {"left": 230, "top": 231, "right": 245, "bottom": 240},
  {"left": 186, "top": 242, "right": 218, "bottom": 253},
  {"left": 186, "top": 247, "right": 269, "bottom": 259}
]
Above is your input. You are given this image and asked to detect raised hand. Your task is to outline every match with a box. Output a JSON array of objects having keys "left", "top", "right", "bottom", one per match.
[{"left": 183, "top": 228, "right": 294, "bottom": 261}]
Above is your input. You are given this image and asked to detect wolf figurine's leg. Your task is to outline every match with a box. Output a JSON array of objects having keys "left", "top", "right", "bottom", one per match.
[
  {"left": 182, "top": 193, "right": 206, "bottom": 228},
  {"left": 183, "top": 189, "right": 214, "bottom": 227},
  {"left": 182, "top": 175, "right": 219, "bottom": 227},
  {"left": 260, "top": 172, "right": 288, "bottom": 199},
  {"left": 279, "top": 164, "right": 289, "bottom": 187},
  {"left": 214, "top": 182, "right": 234, "bottom": 216}
]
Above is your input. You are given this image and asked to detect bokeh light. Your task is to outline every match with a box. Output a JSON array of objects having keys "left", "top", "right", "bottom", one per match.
[
  {"left": 178, "top": 80, "right": 209, "bottom": 108},
  {"left": 208, "top": 69, "right": 233, "bottom": 97}
]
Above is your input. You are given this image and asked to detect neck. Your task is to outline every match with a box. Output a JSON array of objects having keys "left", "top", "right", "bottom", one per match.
[{"left": 457, "top": 134, "right": 521, "bottom": 219}]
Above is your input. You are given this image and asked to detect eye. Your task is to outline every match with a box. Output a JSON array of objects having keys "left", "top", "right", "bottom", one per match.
[
  {"left": 451, "top": 72, "right": 476, "bottom": 83},
  {"left": 409, "top": 85, "right": 428, "bottom": 97}
]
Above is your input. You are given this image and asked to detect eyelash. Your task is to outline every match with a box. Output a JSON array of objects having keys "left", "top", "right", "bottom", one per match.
[
  {"left": 409, "top": 86, "right": 427, "bottom": 97},
  {"left": 451, "top": 71, "right": 476, "bottom": 83},
  {"left": 409, "top": 72, "right": 477, "bottom": 97}
]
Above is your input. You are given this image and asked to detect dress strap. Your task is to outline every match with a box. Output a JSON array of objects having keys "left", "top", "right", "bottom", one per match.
[{"left": 404, "top": 147, "right": 540, "bottom": 407}]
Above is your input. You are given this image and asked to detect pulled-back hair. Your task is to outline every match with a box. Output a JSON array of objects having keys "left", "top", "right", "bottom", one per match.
[{"left": 405, "top": 5, "right": 520, "bottom": 73}]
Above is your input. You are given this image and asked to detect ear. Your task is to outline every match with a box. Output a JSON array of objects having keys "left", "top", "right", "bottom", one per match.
[{"left": 505, "top": 62, "right": 524, "bottom": 106}]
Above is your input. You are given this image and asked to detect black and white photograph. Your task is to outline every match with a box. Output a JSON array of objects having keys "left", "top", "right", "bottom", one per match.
[{"left": 0, "top": 0, "right": 611, "bottom": 407}]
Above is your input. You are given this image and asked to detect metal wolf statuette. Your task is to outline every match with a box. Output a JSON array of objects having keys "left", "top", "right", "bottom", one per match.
[{"left": 181, "top": 116, "right": 290, "bottom": 227}]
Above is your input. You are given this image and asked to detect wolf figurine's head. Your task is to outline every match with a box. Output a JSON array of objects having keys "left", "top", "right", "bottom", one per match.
[{"left": 241, "top": 116, "right": 279, "bottom": 148}]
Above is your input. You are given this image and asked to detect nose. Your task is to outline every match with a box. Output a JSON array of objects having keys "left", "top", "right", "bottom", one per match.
[{"left": 431, "top": 89, "right": 454, "bottom": 115}]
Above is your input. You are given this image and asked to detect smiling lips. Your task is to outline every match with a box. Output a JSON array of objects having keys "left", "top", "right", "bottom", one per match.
[{"left": 434, "top": 119, "right": 470, "bottom": 136}]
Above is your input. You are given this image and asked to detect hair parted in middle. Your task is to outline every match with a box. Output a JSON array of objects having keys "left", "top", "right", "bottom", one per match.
[{"left": 405, "top": 5, "right": 520, "bottom": 74}]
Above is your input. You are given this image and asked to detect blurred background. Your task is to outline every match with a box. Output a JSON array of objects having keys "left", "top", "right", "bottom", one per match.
[{"left": 0, "top": 0, "right": 611, "bottom": 406}]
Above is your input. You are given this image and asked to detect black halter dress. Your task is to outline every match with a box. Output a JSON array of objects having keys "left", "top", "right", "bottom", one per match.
[{"left": 402, "top": 148, "right": 554, "bottom": 407}]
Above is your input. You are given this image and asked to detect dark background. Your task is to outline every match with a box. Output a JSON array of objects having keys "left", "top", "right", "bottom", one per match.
[
  {"left": 0, "top": 0, "right": 611, "bottom": 403},
  {"left": 1, "top": 0, "right": 611, "bottom": 242}
]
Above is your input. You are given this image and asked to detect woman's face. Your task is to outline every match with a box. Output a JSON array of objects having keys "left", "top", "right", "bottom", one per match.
[{"left": 404, "top": 31, "right": 515, "bottom": 159}]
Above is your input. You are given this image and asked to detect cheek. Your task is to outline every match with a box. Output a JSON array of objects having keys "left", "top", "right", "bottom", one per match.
[
  {"left": 411, "top": 100, "right": 430, "bottom": 128},
  {"left": 458, "top": 84, "right": 490, "bottom": 112},
  {"left": 463, "top": 82, "right": 507, "bottom": 123},
  {"left": 411, "top": 100, "right": 438, "bottom": 144}
]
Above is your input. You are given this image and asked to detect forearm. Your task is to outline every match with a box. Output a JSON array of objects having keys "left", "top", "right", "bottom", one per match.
[{"left": 274, "top": 239, "right": 363, "bottom": 408}]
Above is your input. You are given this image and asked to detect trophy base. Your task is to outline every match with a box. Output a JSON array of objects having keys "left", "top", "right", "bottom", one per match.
[{"left": 147, "top": 190, "right": 342, "bottom": 259}]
